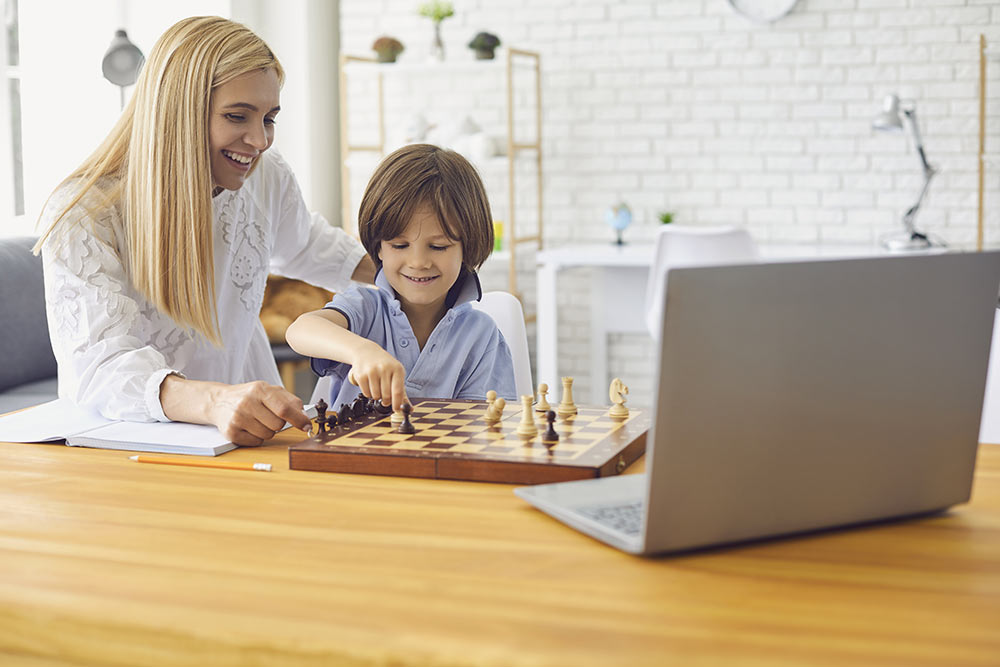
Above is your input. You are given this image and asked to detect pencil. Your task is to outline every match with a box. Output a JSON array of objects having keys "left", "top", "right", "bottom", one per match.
[{"left": 128, "top": 455, "right": 272, "bottom": 472}]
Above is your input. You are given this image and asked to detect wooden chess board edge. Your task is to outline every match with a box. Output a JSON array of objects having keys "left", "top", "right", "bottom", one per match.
[
  {"left": 289, "top": 450, "right": 436, "bottom": 478},
  {"left": 595, "top": 433, "right": 648, "bottom": 477},
  {"left": 288, "top": 435, "right": 648, "bottom": 484},
  {"left": 437, "top": 459, "right": 601, "bottom": 484}
]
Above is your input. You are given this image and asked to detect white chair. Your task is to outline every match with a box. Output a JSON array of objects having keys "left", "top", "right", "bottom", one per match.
[
  {"left": 309, "top": 290, "right": 533, "bottom": 405},
  {"left": 472, "top": 291, "right": 534, "bottom": 399},
  {"left": 644, "top": 225, "right": 758, "bottom": 340}
]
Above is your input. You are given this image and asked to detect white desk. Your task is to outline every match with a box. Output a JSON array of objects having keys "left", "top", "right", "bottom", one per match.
[{"left": 536, "top": 242, "right": 882, "bottom": 404}]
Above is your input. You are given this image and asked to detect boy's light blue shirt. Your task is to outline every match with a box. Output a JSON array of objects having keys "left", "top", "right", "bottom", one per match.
[{"left": 311, "top": 269, "right": 517, "bottom": 410}]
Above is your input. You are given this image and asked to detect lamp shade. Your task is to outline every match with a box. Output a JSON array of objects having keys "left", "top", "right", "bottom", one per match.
[
  {"left": 872, "top": 93, "right": 904, "bottom": 132},
  {"left": 101, "top": 29, "right": 144, "bottom": 87}
]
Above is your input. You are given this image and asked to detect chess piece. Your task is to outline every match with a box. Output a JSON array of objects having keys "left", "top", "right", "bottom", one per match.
[
  {"left": 374, "top": 400, "right": 393, "bottom": 416},
  {"left": 391, "top": 406, "right": 404, "bottom": 425},
  {"left": 352, "top": 396, "right": 367, "bottom": 420},
  {"left": 535, "top": 383, "right": 550, "bottom": 413},
  {"left": 339, "top": 403, "right": 352, "bottom": 424},
  {"left": 397, "top": 403, "right": 415, "bottom": 434},
  {"left": 608, "top": 378, "right": 629, "bottom": 419},
  {"left": 486, "top": 390, "right": 497, "bottom": 410},
  {"left": 557, "top": 376, "right": 578, "bottom": 419},
  {"left": 484, "top": 396, "right": 506, "bottom": 425},
  {"left": 541, "top": 410, "right": 559, "bottom": 445},
  {"left": 516, "top": 395, "right": 537, "bottom": 437},
  {"left": 314, "top": 398, "right": 328, "bottom": 435}
]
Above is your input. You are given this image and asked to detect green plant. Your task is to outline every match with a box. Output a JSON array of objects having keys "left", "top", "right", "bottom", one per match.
[
  {"left": 371, "top": 36, "right": 405, "bottom": 62},
  {"left": 418, "top": 1, "right": 454, "bottom": 23},
  {"left": 468, "top": 32, "right": 501, "bottom": 52},
  {"left": 658, "top": 211, "right": 674, "bottom": 225}
]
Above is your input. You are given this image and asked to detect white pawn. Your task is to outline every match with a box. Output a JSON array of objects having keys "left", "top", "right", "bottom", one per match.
[{"left": 535, "top": 383, "right": 551, "bottom": 413}]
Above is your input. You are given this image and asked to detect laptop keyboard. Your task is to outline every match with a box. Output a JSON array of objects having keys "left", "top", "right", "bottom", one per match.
[{"left": 577, "top": 501, "right": 645, "bottom": 536}]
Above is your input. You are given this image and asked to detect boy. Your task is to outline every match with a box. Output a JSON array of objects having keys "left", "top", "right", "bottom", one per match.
[{"left": 286, "top": 144, "right": 517, "bottom": 412}]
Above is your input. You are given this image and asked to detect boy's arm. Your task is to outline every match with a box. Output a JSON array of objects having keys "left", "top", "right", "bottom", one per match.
[{"left": 286, "top": 310, "right": 408, "bottom": 410}]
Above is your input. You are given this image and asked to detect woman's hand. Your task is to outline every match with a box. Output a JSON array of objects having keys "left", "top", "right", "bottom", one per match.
[
  {"left": 348, "top": 341, "right": 409, "bottom": 412},
  {"left": 160, "top": 375, "right": 312, "bottom": 446}
]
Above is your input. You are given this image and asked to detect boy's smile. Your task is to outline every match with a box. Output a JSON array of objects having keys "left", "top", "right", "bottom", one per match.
[{"left": 379, "top": 206, "right": 463, "bottom": 320}]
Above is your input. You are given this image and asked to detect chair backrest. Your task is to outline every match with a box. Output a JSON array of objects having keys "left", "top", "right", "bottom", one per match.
[
  {"left": 472, "top": 291, "right": 534, "bottom": 399},
  {"left": 644, "top": 225, "right": 758, "bottom": 339},
  {"left": 309, "top": 291, "right": 534, "bottom": 405},
  {"left": 0, "top": 237, "right": 58, "bottom": 392}
]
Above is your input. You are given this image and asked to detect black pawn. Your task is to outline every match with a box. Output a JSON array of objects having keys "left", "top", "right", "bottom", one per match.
[
  {"left": 374, "top": 400, "right": 393, "bottom": 416},
  {"left": 397, "top": 403, "right": 416, "bottom": 434},
  {"left": 542, "top": 410, "right": 559, "bottom": 444}
]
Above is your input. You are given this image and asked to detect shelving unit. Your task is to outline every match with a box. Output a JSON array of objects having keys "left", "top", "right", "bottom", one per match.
[
  {"left": 338, "top": 49, "right": 542, "bottom": 313},
  {"left": 979, "top": 34, "right": 999, "bottom": 250}
]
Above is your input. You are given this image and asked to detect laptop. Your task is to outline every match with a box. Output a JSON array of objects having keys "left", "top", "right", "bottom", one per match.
[{"left": 515, "top": 250, "right": 1000, "bottom": 555}]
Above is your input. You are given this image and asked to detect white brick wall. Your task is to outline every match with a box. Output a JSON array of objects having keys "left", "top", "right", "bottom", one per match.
[{"left": 340, "top": 0, "right": 1000, "bottom": 406}]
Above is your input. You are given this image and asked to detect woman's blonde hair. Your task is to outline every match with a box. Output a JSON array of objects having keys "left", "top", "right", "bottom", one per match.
[
  {"left": 34, "top": 16, "right": 284, "bottom": 345},
  {"left": 358, "top": 144, "right": 494, "bottom": 272}
]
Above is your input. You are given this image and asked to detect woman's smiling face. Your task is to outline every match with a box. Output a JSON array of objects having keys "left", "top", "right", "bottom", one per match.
[{"left": 207, "top": 68, "right": 280, "bottom": 192}]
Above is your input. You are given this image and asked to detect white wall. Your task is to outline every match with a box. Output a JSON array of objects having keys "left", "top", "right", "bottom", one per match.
[{"left": 339, "top": 0, "right": 1000, "bottom": 404}]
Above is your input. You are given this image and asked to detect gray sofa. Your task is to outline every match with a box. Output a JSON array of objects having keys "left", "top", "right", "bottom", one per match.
[{"left": 0, "top": 237, "right": 58, "bottom": 413}]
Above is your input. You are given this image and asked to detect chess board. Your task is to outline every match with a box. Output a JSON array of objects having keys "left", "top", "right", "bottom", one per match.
[{"left": 288, "top": 398, "right": 649, "bottom": 484}]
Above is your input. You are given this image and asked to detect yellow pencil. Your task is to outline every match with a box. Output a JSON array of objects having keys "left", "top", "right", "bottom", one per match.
[{"left": 128, "top": 455, "right": 272, "bottom": 472}]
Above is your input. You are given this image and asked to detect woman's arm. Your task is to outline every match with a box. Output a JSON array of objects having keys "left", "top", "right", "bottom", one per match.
[
  {"left": 350, "top": 254, "right": 377, "bottom": 285},
  {"left": 159, "top": 375, "right": 311, "bottom": 446},
  {"left": 286, "top": 309, "right": 407, "bottom": 410},
  {"left": 41, "top": 191, "right": 310, "bottom": 442}
]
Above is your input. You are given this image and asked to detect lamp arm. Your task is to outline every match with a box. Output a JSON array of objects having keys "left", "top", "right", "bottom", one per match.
[
  {"left": 902, "top": 108, "right": 934, "bottom": 177},
  {"left": 898, "top": 107, "right": 937, "bottom": 237}
]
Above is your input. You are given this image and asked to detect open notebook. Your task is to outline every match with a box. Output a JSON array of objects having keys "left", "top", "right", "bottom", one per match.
[{"left": 0, "top": 398, "right": 314, "bottom": 456}]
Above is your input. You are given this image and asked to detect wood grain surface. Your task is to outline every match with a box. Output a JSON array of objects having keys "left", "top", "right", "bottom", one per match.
[{"left": 1, "top": 433, "right": 998, "bottom": 666}]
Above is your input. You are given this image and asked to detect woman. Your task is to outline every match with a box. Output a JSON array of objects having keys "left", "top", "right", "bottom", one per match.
[{"left": 34, "top": 16, "right": 376, "bottom": 445}]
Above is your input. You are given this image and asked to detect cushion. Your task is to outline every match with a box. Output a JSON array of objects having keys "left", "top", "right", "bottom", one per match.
[{"left": 0, "top": 237, "right": 58, "bottom": 392}]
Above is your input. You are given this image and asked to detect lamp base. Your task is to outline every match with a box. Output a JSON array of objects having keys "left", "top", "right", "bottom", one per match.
[{"left": 880, "top": 230, "right": 933, "bottom": 252}]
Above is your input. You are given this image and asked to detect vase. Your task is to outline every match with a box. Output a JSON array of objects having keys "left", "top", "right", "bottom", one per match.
[{"left": 430, "top": 22, "right": 444, "bottom": 61}]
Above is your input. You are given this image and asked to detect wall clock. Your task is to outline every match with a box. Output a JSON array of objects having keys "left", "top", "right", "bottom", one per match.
[{"left": 726, "top": 0, "right": 800, "bottom": 23}]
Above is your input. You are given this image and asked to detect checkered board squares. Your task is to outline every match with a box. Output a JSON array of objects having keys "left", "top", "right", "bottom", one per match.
[{"left": 288, "top": 398, "right": 650, "bottom": 484}]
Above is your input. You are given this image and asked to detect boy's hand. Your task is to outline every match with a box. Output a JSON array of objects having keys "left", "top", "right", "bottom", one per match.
[{"left": 348, "top": 342, "right": 409, "bottom": 412}]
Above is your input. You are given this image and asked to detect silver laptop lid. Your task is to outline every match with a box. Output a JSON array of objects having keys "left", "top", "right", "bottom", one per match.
[{"left": 643, "top": 251, "right": 1000, "bottom": 554}]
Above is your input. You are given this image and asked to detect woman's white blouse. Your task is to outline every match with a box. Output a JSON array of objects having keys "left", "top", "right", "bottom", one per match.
[{"left": 39, "top": 151, "right": 366, "bottom": 422}]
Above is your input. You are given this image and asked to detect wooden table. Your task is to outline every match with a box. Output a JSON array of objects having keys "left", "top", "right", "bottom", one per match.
[{"left": 2, "top": 433, "right": 999, "bottom": 666}]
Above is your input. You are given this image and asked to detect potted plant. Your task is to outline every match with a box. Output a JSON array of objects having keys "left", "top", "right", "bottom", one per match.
[
  {"left": 658, "top": 211, "right": 674, "bottom": 224},
  {"left": 418, "top": 1, "right": 454, "bottom": 61},
  {"left": 468, "top": 32, "right": 501, "bottom": 60},
  {"left": 371, "top": 36, "right": 404, "bottom": 63}
]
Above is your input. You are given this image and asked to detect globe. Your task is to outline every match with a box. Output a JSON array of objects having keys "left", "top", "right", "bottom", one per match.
[{"left": 605, "top": 202, "right": 632, "bottom": 245}]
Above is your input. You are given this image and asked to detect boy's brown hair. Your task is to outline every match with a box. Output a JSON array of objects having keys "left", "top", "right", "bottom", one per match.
[{"left": 358, "top": 144, "right": 494, "bottom": 271}]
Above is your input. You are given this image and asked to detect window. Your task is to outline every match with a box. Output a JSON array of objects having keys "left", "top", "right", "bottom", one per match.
[{"left": 3, "top": 0, "right": 23, "bottom": 218}]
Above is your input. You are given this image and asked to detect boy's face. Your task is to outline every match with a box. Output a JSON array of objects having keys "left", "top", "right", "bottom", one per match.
[
  {"left": 208, "top": 68, "right": 280, "bottom": 192},
  {"left": 378, "top": 205, "right": 463, "bottom": 315}
]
